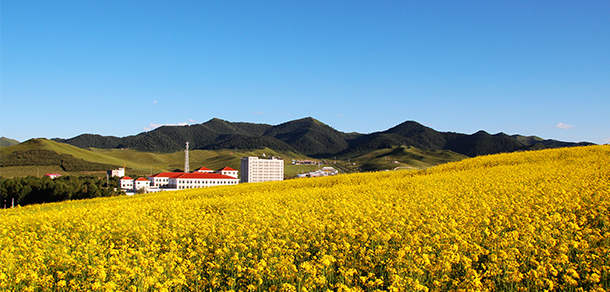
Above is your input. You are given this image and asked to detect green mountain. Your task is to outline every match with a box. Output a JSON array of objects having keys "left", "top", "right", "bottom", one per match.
[
  {"left": 52, "top": 117, "right": 594, "bottom": 158},
  {"left": 0, "top": 137, "right": 20, "bottom": 147}
]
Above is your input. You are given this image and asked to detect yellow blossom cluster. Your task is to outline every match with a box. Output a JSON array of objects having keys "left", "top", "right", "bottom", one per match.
[{"left": 1, "top": 145, "right": 609, "bottom": 291}]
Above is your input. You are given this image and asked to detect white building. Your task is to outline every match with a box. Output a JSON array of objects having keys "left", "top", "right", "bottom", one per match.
[
  {"left": 134, "top": 177, "right": 150, "bottom": 191},
  {"left": 193, "top": 167, "right": 214, "bottom": 173},
  {"left": 120, "top": 176, "right": 134, "bottom": 189},
  {"left": 120, "top": 166, "right": 239, "bottom": 193},
  {"left": 218, "top": 166, "right": 239, "bottom": 178},
  {"left": 148, "top": 172, "right": 183, "bottom": 188},
  {"left": 107, "top": 167, "right": 125, "bottom": 177},
  {"left": 241, "top": 156, "right": 284, "bottom": 183},
  {"left": 167, "top": 172, "right": 239, "bottom": 190}
]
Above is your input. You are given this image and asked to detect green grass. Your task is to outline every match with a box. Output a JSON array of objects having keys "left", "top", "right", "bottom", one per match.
[
  {"left": 284, "top": 164, "right": 322, "bottom": 179},
  {"left": 0, "top": 166, "right": 76, "bottom": 178},
  {"left": 353, "top": 145, "right": 467, "bottom": 172}
]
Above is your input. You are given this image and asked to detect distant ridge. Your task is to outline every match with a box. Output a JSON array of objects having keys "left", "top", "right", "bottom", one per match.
[
  {"left": 53, "top": 117, "right": 594, "bottom": 158},
  {"left": 0, "top": 137, "right": 20, "bottom": 147}
]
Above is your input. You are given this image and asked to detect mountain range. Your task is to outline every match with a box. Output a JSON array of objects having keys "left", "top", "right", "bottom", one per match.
[{"left": 51, "top": 118, "right": 593, "bottom": 158}]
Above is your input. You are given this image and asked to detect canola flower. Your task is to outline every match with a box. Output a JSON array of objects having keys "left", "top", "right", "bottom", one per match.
[{"left": 0, "top": 145, "right": 609, "bottom": 291}]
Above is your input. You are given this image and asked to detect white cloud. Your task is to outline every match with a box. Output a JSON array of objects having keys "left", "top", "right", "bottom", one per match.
[
  {"left": 187, "top": 119, "right": 198, "bottom": 123},
  {"left": 555, "top": 122, "right": 574, "bottom": 130},
  {"left": 143, "top": 122, "right": 188, "bottom": 131},
  {"left": 604, "top": 137, "right": 610, "bottom": 144},
  {"left": 337, "top": 114, "right": 343, "bottom": 117},
  {"left": 153, "top": 100, "right": 157, "bottom": 104}
]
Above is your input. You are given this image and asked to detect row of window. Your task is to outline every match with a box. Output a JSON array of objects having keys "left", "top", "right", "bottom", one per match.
[
  {"left": 176, "top": 181, "right": 239, "bottom": 189},
  {"left": 176, "top": 180, "right": 237, "bottom": 185}
]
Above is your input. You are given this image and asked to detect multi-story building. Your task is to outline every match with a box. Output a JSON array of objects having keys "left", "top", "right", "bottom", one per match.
[
  {"left": 240, "top": 156, "right": 284, "bottom": 183},
  {"left": 120, "top": 176, "right": 134, "bottom": 189},
  {"left": 134, "top": 177, "right": 150, "bottom": 191},
  {"left": 166, "top": 172, "right": 239, "bottom": 190}
]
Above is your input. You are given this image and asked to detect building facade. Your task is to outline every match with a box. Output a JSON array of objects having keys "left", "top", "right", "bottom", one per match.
[
  {"left": 167, "top": 173, "right": 239, "bottom": 189},
  {"left": 120, "top": 176, "right": 134, "bottom": 189},
  {"left": 134, "top": 177, "right": 151, "bottom": 191},
  {"left": 107, "top": 167, "right": 125, "bottom": 177},
  {"left": 144, "top": 166, "right": 240, "bottom": 191},
  {"left": 240, "top": 156, "right": 284, "bottom": 183}
]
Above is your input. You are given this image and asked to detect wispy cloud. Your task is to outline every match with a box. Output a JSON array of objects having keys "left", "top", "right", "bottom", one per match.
[
  {"left": 253, "top": 111, "right": 263, "bottom": 114},
  {"left": 143, "top": 122, "right": 189, "bottom": 131},
  {"left": 554, "top": 122, "right": 574, "bottom": 130},
  {"left": 187, "top": 119, "right": 198, "bottom": 123},
  {"left": 337, "top": 114, "right": 343, "bottom": 117},
  {"left": 153, "top": 100, "right": 157, "bottom": 104},
  {"left": 604, "top": 137, "right": 610, "bottom": 144}
]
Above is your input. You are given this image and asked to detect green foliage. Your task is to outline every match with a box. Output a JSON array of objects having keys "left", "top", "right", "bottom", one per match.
[
  {"left": 0, "top": 175, "right": 122, "bottom": 207},
  {"left": 203, "top": 135, "right": 296, "bottom": 152}
]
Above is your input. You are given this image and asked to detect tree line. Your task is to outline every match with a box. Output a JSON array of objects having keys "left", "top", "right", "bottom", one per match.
[{"left": 0, "top": 175, "right": 124, "bottom": 208}]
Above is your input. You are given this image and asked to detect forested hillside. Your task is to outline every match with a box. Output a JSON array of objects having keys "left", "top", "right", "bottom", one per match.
[{"left": 53, "top": 117, "right": 594, "bottom": 158}]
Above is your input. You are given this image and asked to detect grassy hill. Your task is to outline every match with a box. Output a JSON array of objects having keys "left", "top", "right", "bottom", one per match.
[
  {"left": 1, "top": 139, "right": 465, "bottom": 178},
  {"left": 0, "top": 139, "right": 314, "bottom": 178},
  {"left": 0, "top": 137, "right": 20, "bottom": 147},
  {"left": 352, "top": 145, "right": 467, "bottom": 171},
  {"left": 1, "top": 145, "right": 608, "bottom": 291}
]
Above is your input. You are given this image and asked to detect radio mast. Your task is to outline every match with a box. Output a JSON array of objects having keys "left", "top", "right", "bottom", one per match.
[{"left": 184, "top": 142, "right": 190, "bottom": 173}]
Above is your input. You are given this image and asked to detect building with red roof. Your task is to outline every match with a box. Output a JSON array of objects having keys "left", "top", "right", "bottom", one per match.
[
  {"left": 146, "top": 165, "right": 240, "bottom": 190},
  {"left": 194, "top": 167, "right": 214, "bottom": 173},
  {"left": 45, "top": 173, "right": 62, "bottom": 179},
  {"left": 135, "top": 177, "right": 151, "bottom": 191},
  {"left": 120, "top": 176, "right": 134, "bottom": 190},
  {"left": 218, "top": 166, "right": 238, "bottom": 178}
]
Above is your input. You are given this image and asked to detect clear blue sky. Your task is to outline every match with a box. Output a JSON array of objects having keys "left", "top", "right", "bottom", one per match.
[{"left": 2, "top": 1, "right": 609, "bottom": 144}]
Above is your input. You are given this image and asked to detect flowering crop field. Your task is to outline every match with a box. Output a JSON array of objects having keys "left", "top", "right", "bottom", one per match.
[{"left": 1, "top": 146, "right": 609, "bottom": 292}]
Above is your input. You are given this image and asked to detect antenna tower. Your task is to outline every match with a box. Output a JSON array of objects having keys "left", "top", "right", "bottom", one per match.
[{"left": 184, "top": 142, "right": 190, "bottom": 173}]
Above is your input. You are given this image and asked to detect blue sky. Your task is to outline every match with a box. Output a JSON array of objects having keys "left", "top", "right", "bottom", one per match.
[{"left": 2, "top": 1, "right": 609, "bottom": 144}]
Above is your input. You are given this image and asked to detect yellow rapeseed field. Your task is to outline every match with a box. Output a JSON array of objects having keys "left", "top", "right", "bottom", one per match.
[{"left": 1, "top": 145, "right": 609, "bottom": 291}]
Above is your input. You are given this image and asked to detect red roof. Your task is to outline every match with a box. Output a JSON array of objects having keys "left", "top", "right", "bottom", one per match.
[
  {"left": 194, "top": 167, "right": 212, "bottom": 171},
  {"left": 175, "top": 173, "right": 238, "bottom": 180},
  {"left": 148, "top": 172, "right": 237, "bottom": 180},
  {"left": 121, "top": 176, "right": 133, "bottom": 180},
  {"left": 135, "top": 178, "right": 149, "bottom": 181},
  {"left": 148, "top": 172, "right": 184, "bottom": 178},
  {"left": 219, "top": 166, "right": 237, "bottom": 171}
]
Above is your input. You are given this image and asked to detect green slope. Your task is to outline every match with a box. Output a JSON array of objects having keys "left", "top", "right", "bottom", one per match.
[
  {"left": 1, "top": 139, "right": 465, "bottom": 177},
  {"left": 0, "top": 137, "right": 20, "bottom": 147},
  {"left": 1, "top": 139, "right": 313, "bottom": 177},
  {"left": 353, "top": 145, "right": 467, "bottom": 171}
]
